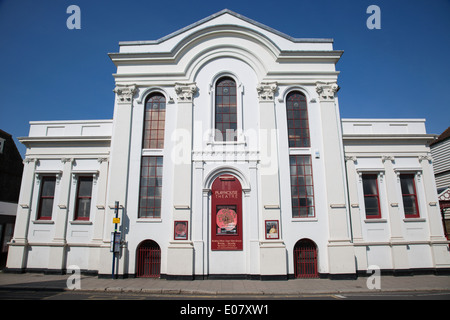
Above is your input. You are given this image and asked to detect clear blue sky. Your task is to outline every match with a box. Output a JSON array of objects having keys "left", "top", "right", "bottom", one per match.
[{"left": 1, "top": 0, "right": 449, "bottom": 158}]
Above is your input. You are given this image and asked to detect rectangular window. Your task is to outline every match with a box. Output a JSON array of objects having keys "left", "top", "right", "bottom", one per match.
[
  {"left": 362, "top": 174, "right": 381, "bottom": 219},
  {"left": 400, "top": 174, "right": 419, "bottom": 218},
  {"left": 139, "top": 156, "right": 163, "bottom": 218},
  {"left": 74, "top": 176, "right": 93, "bottom": 221},
  {"left": 37, "top": 176, "right": 56, "bottom": 220},
  {"left": 290, "top": 155, "right": 315, "bottom": 218}
]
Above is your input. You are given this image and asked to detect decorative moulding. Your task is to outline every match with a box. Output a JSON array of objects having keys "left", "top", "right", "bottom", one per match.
[
  {"left": 174, "top": 83, "right": 197, "bottom": 102},
  {"left": 113, "top": 85, "right": 137, "bottom": 104},
  {"left": 315, "top": 81, "right": 339, "bottom": 101},
  {"left": 256, "top": 82, "right": 278, "bottom": 102}
]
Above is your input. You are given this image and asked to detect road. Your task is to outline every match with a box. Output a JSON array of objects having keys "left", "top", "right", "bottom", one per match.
[{"left": 0, "top": 288, "right": 449, "bottom": 300}]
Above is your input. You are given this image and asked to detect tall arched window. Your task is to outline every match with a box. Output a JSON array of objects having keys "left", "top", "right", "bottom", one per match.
[
  {"left": 140, "top": 92, "right": 165, "bottom": 219},
  {"left": 143, "top": 93, "right": 166, "bottom": 149},
  {"left": 215, "top": 77, "right": 237, "bottom": 141},
  {"left": 286, "top": 91, "right": 310, "bottom": 148}
]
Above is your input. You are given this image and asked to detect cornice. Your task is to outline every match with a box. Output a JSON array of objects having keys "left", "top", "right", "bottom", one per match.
[
  {"left": 18, "top": 136, "right": 112, "bottom": 146},
  {"left": 116, "top": 9, "right": 334, "bottom": 48},
  {"left": 342, "top": 134, "right": 436, "bottom": 141}
]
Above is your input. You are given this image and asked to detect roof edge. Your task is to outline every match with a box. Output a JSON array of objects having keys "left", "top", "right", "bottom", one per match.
[{"left": 118, "top": 9, "right": 334, "bottom": 46}]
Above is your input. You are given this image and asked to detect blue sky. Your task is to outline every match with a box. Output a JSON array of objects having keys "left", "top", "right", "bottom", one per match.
[{"left": 1, "top": 0, "right": 449, "bottom": 157}]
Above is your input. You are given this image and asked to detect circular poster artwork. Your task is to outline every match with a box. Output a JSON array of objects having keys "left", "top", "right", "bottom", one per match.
[
  {"left": 216, "top": 208, "right": 237, "bottom": 232},
  {"left": 175, "top": 222, "right": 186, "bottom": 236}
]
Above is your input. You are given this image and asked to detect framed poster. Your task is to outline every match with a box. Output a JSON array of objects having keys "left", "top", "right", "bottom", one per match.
[
  {"left": 174, "top": 221, "right": 188, "bottom": 240},
  {"left": 265, "top": 220, "right": 279, "bottom": 239},
  {"left": 211, "top": 175, "right": 243, "bottom": 251},
  {"left": 215, "top": 205, "right": 238, "bottom": 235}
]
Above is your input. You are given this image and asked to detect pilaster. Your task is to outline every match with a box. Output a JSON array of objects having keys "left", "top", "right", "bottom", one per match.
[
  {"left": 316, "top": 81, "right": 355, "bottom": 276},
  {"left": 6, "top": 158, "right": 38, "bottom": 270},
  {"left": 419, "top": 156, "right": 450, "bottom": 268},
  {"left": 257, "top": 82, "right": 286, "bottom": 278},
  {"left": 166, "top": 82, "right": 197, "bottom": 278},
  {"left": 98, "top": 84, "right": 136, "bottom": 276}
]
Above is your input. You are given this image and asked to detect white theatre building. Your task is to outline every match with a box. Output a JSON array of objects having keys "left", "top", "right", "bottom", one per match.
[{"left": 7, "top": 10, "right": 450, "bottom": 279}]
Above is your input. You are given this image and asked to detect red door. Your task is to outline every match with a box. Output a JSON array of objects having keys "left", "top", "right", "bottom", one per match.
[
  {"left": 136, "top": 240, "right": 161, "bottom": 278},
  {"left": 294, "top": 239, "right": 318, "bottom": 278},
  {"left": 211, "top": 175, "right": 243, "bottom": 251}
]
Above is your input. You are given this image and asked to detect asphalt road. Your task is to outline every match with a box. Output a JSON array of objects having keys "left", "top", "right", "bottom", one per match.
[{"left": 0, "top": 288, "right": 449, "bottom": 300}]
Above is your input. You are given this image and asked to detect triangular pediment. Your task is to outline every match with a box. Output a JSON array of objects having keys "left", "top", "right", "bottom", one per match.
[{"left": 117, "top": 9, "right": 335, "bottom": 53}]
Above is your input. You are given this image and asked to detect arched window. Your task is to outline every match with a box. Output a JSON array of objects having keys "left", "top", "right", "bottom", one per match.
[
  {"left": 286, "top": 91, "right": 310, "bottom": 148},
  {"left": 215, "top": 77, "right": 237, "bottom": 141},
  {"left": 143, "top": 93, "right": 166, "bottom": 149}
]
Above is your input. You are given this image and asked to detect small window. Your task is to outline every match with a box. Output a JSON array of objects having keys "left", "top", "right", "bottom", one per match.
[
  {"left": 400, "top": 174, "right": 419, "bottom": 218},
  {"left": 286, "top": 91, "right": 310, "bottom": 148},
  {"left": 362, "top": 174, "right": 381, "bottom": 219},
  {"left": 37, "top": 176, "right": 56, "bottom": 220},
  {"left": 290, "top": 155, "right": 315, "bottom": 218},
  {"left": 0, "top": 138, "right": 5, "bottom": 154},
  {"left": 74, "top": 176, "right": 93, "bottom": 221},
  {"left": 139, "top": 156, "right": 163, "bottom": 218},
  {"left": 143, "top": 93, "right": 166, "bottom": 149},
  {"left": 215, "top": 77, "right": 237, "bottom": 141}
]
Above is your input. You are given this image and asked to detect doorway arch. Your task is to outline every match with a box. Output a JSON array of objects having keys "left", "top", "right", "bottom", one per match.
[
  {"left": 293, "top": 239, "right": 318, "bottom": 278},
  {"left": 211, "top": 174, "right": 243, "bottom": 251},
  {"left": 136, "top": 240, "right": 161, "bottom": 278}
]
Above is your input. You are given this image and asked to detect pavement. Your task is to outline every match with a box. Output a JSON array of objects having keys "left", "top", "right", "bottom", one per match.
[{"left": 0, "top": 271, "right": 450, "bottom": 297}]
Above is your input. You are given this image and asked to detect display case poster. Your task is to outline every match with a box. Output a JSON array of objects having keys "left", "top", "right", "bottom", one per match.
[
  {"left": 265, "top": 220, "right": 279, "bottom": 239},
  {"left": 174, "top": 221, "right": 188, "bottom": 240}
]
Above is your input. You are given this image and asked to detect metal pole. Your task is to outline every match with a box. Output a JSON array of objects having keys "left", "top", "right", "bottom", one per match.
[{"left": 112, "top": 201, "right": 119, "bottom": 279}]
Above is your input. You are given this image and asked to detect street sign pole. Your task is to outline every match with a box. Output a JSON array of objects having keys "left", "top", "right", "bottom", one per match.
[{"left": 112, "top": 201, "right": 119, "bottom": 279}]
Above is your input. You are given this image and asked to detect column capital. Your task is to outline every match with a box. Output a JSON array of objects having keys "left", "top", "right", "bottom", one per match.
[
  {"left": 256, "top": 82, "right": 278, "bottom": 102},
  {"left": 174, "top": 82, "right": 197, "bottom": 102},
  {"left": 315, "top": 81, "right": 339, "bottom": 102},
  {"left": 113, "top": 85, "right": 137, "bottom": 104}
]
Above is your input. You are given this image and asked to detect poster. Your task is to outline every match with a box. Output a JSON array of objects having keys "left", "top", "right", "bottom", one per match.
[
  {"left": 265, "top": 220, "right": 279, "bottom": 239},
  {"left": 174, "top": 221, "right": 188, "bottom": 240}
]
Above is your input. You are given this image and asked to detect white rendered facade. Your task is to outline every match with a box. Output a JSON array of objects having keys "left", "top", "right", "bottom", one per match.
[{"left": 7, "top": 10, "right": 450, "bottom": 278}]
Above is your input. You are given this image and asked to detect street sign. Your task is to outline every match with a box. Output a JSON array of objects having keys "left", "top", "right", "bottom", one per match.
[
  {"left": 113, "top": 217, "right": 120, "bottom": 224},
  {"left": 110, "top": 231, "right": 121, "bottom": 253}
]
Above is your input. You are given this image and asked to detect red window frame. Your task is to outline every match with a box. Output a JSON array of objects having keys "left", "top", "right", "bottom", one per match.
[
  {"left": 74, "top": 176, "right": 93, "bottom": 221},
  {"left": 400, "top": 174, "right": 420, "bottom": 218},
  {"left": 286, "top": 91, "right": 310, "bottom": 148},
  {"left": 289, "top": 155, "right": 315, "bottom": 218},
  {"left": 215, "top": 77, "right": 237, "bottom": 141},
  {"left": 362, "top": 174, "right": 382, "bottom": 219},
  {"left": 37, "top": 176, "right": 56, "bottom": 220},
  {"left": 143, "top": 93, "right": 166, "bottom": 149},
  {"left": 138, "top": 156, "right": 163, "bottom": 218}
]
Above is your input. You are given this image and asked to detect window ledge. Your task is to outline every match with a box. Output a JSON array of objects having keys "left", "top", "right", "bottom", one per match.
[
  {"left": 137, "top": 218, "right": 162, "bottom": 223},
  {"left": 69, "top": 220, "right": 92, "bottom": 225},
  {"left": 364, "top": 218, "right": 387, "bottom": 223},
  {"left": 292, "top": 218, "right": 318, "bottom": 222},
  {"left": 32, "top": 220, "right": 54, "bottom": 224},
  {"left": 207, "top": 141, "right": 246, "bottom": 146},
  {"left": 403, "top": 218, "right": 426, "bottom": 222}
]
